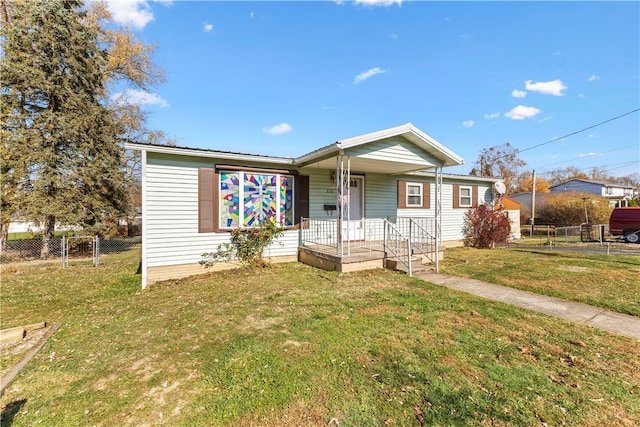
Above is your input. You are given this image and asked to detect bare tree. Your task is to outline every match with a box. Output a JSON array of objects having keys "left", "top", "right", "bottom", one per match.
[{"left": 469, "top": 143, "right": 526, "bottom": 193}]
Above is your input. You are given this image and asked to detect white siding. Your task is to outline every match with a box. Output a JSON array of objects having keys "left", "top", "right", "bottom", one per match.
[
  {"left": 303, "top": 170, "right": 494, "bottom": 243},
  {"left": 145, "top": 153, "right": 299, "bottom": 269},
  {"left": 144, "top": 150, "right": 495, "bottom": 270},
  {"left": 307, "top": 169, "right": 339, "bottom": 218},
  {"left": 345, "top": 137, "right": 439, "bottom": 166}
]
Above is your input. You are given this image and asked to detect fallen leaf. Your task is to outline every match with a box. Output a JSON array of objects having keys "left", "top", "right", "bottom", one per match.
[{"left": 413, "top": 406, "right": 424, "bottom": 425}]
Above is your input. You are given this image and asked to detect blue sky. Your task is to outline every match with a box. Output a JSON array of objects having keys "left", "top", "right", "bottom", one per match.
[{"left": 106, "top": 0, "right": 640, "bottom": 179}]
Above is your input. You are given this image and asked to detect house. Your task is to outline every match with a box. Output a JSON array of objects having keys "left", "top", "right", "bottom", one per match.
[
  {"left": 550, "top": 179, "right": 636, "bottom": 207},
  {"left": 125, "top": 123, "right": 500, "bottom": 288}
]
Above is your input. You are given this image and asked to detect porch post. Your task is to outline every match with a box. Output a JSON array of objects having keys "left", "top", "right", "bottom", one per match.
[
  {"left": 346, "top": 155, "right": 351, "bottom": 256},
  {"left": 336, "top": 154, "right": 342, "bottom": 256},
  {"left": 435, "top": 166, "right": 442, "bottom": 273}
]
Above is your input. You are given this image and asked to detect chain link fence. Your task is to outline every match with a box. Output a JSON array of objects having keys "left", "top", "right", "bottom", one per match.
[
  {"left": 520, "top": 224, "right": 611, "bottom": 245},
  {"left": 0, "top": 236, "right": 141, "bottom": 265}
]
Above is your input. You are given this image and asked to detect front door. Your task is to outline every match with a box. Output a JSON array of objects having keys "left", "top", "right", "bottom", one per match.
[{"left": 342, "top": 176, "right": 364, "bottom": 241}]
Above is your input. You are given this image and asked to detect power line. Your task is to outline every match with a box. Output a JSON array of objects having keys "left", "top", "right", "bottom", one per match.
[
  {"left": 516, "top": 108, "right": 639, "bottom": 155},
  {"left": 537, "top": 144, "right": 638, "bottom": 169},
  {"left": 537, "top": 160, "right": 640, "bottom": 177}
]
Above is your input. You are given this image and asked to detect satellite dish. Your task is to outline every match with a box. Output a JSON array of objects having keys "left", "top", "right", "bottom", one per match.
[{"left": 494, "top": 181, "right": 506, "bottom": 195}]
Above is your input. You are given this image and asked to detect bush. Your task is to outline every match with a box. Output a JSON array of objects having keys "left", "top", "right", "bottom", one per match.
[
  {"left": 463, "top": 204, "right": 511, "bottom": 248},
  {"left": 202, "top": 219, "right": 284, "bottom": 268},
  {"left": 538, "top": 192, "right": 611, "bottom": 226}
]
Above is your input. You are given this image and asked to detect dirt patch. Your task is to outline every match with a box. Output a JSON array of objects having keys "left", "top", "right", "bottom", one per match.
[
  {"left": 358, "top": 305, "right": 404, "bottom": 316},
  {"left": 240, "top": 314, "right": 283, "bottom": 331},
  {"left": 0, "top": 327, "right": 49, "bottom": 376},
  {"left": 557, "top": 266, "right": 590, "bottom": 273}
]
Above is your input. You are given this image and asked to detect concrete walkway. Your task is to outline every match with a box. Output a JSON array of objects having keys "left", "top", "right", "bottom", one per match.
[{"left": 415, "top": 272, "right": 640, "bottom": 341}]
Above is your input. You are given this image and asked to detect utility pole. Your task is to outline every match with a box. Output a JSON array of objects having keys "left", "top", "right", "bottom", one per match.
[
  {"left": 582, "top": 197, "right": 590, "bottom": 224},
  {"left": 530, "top": 170, "right": 536, "bottom": 237}
]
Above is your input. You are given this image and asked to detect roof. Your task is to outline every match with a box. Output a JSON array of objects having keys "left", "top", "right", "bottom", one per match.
[
  {"left": 123, "top": 141, "right": 295, "bottom": 165},
  {"left": 124, "top": 123, "right": 467, "bottom": 176},
  {"left": 550, "top": 178, "right": 635, "bottom": 189},
  {"left": 497, "top": 197, "right": 522, "bottom": 210},
  {"left": 295, "top": 123, "right": 464, "bottom": 172}
]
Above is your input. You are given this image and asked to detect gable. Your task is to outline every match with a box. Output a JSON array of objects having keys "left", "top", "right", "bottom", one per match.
[{"left": 345, "top": 136, "right": 440, "bottom": 168}]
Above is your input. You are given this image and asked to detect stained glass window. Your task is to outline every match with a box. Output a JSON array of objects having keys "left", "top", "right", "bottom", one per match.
[
  {"left": 280, "top": 175, "right": 293, "bottom": 226},
  {"left": 219, "top": 171, "right": 293, "bottom": 228},
  {"left": 220, "top": 172, "right": 240, "bottom": 228}
]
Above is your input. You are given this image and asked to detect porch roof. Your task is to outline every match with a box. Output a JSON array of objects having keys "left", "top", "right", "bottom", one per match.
[{"left": 295, "top": 123, "right": 464, "bottom": 175}]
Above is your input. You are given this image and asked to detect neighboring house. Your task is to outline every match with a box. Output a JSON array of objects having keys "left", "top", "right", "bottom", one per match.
[
  {"left": 550, "top": 179, "right": 636, "bottom": 207},
  {"left": 6, "top": 218, "right": 80, "bottom": 235},
  {"left": 126, "top": 123, "right": 499, "bottom": 288},
  {"left": 495, "top": 196, "right": 522, "bottom": 239}
]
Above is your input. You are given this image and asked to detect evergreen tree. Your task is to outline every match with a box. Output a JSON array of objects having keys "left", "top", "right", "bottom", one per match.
[{"left": 1, "top": 0, "right": 128, "bottom": 256}]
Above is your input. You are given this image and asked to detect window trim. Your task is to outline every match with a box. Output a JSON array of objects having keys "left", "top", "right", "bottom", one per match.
[
  {"left": 406, "top": 182, "right": 424, "bottom": 207},
  {"left": 199, "top": 167, "right": 308, "bottom": 233},
  {"left": 218, "top": 169, "right": 295, "bottom": 230},
  {"left": 459, "top": 185, "right": 473, "bottom": 208}
]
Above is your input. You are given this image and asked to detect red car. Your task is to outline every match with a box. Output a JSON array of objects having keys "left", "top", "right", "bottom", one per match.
[{"left": 609, "top": 207, "right": 640, "bottom": 243}]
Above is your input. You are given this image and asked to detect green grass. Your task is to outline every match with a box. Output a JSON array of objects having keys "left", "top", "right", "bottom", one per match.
[
  {"left": 1, "top": 249, "right": 639, "bottom": 426},
  {"left": 441, "top": 246, "right": 640, "bottom": 316}
]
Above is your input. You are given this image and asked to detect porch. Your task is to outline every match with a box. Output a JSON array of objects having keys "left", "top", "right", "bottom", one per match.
[{"left": 297, "top": 216, "right": 443, "bottom": 276}]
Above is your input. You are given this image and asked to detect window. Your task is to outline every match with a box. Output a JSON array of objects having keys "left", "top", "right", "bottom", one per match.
[
  {"left": 453, "top": 184, "right": 477, "bottom": 209},
  {"left": 397, "top": 180, "right": 430, "bottom": 209},
  {"left": 459, "top": 186, "right": 472, "bottom": 207},
  {"left": 199, "top": 168, "right": 308, "bottom": 232},
  {"left": 219, "top": 171, "right": 293, "bottom": 229},
  {"left": 406, "top": 183, "right": 423, "bottom": 207}
]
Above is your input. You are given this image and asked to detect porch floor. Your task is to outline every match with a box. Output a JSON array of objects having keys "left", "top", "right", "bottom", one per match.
[
  {"left": 297, "top": 242, "right": 443, "bottom": 275},
  {"left": 297, "top": 244, "right": 387, "bottom": 273}
]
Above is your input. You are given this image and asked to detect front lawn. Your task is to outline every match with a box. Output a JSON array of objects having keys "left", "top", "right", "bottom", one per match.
[
  {"left": 441, "top": 247, "right": 640, "bottom": 316},
  {"left": 1, "top": 250, "right": 639, "bottom": 426}
]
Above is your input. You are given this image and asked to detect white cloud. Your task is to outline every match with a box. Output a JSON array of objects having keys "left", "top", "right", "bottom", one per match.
[
  {"left": 262, "top": 123, "right": 293, "bottom": 136},
  {"left": 512, "top": 89, "right": 527, "bottom": 98},
  {"left": 354, "top": 67, "right": 387, "bottom": 84},
  {"left": 484, "top": 112, "right": 500, "bottom": 119},
  {"left": 588, "top": 74, "right": 600, "bottom": 81},
  {"left": 354, "top": 0, "right": 402, "bottom": 6},
  {"left": 462, "top": 120, "right": 475, "bottom": 128},
  {"left": 111, "top": 89, "right": 169, "bottom": 108},
  {"left": 579, "top": 152, "right": 602, "bottom": 158},
  {"left": 524, "top": 79, "right": 568, "bottom": 96},
  {"left": 203, "top": 23, "right": 213, "bottom": 32},
  {"left": 504, "top": 105, "right": 541, "bottom": 120},
  {"left": 105, "top": 0, "right": 155, "bottom": 30}
]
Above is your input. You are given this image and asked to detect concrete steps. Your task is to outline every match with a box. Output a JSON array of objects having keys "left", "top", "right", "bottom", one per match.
[{"left": 384, "top": 256, "right": 433, "bottom": 275}]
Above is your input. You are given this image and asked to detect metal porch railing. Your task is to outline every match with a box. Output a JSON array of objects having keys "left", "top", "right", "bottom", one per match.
[{"left": 299, "top": 216, "right": 439, "bottom": 275}]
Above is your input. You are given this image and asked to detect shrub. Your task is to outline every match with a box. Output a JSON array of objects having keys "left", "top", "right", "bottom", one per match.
[
  {"left": 202, "top": 219, "right": 284, "bottom": 268},
  {"left": 463, "top": 204, "right": 511, "bottom": 248},
  {"left": 538, "top": 192, "right": 611, "bottom": 226}
]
